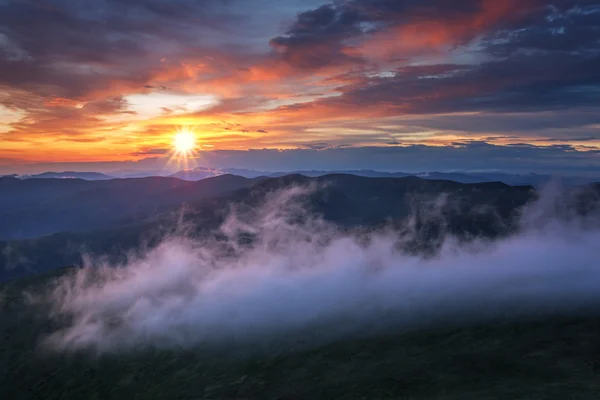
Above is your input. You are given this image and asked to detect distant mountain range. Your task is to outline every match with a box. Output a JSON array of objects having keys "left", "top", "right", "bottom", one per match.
[
  {"left": 0, "top": 174, "right": 257, "bottom": 241},
  {"left": 5, "top": 167, "right": 598, "bottom": 187},
  {"left": 267, "top": 170, "right": 598, "bottom": 187},
  {"left": 170, "top": 167, "right": 599, "bottom": 187},
  {"left": 18, "top": 171, "right": 115, "bottom": 180},
  {"left": 169, "top": 166, "right": 225, "bottom": 181}
]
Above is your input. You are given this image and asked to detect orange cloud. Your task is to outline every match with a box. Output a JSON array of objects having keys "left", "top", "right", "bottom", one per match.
[
  {"left": 44, "top": 97, "right": 88, "bottom": 109},
  {"left": 1, "top": 0, "right": 596, "bottom": 165},
  {"left": 361, "top": 0, "right": 543, "bottom": 60}
]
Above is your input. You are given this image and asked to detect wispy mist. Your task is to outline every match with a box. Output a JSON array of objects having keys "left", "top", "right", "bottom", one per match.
[{"left": 42, "top": 184, "right": 600, "bottom": 353}]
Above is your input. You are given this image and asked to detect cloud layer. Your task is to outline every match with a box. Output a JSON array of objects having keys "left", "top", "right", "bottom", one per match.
[
  {"left": 4, "top": 142, "right": 600, "bottom": 176},
  {"left": 41, "top": 184, "right": 600, "bottom": 353}
]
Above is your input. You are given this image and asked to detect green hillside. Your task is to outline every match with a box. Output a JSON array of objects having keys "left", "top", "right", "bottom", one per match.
[{"left": 2, "top": 270, "right": 600, "bottom": 400}]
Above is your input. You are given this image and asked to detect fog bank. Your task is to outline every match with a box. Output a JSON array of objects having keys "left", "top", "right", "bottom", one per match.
[{"left": 42, "top": 185, "right": 600, "bottom": 352}]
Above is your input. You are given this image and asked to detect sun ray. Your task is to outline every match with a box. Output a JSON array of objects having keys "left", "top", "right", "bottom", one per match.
[{"left": 168, "top": 126, "right": 200, "bottom": 171}]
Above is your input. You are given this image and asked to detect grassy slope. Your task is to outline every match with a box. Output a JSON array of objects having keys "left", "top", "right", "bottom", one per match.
[{"left": 2, "top": 271, "right": 600, "bottom": 400}]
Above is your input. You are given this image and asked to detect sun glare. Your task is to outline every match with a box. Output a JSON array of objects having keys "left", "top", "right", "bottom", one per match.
[
  {"left": 173, "top": 129, "right": 196, "bottom": 156},
  {"left": 168, "top": 127, "right": 200, "bottom": 171}
]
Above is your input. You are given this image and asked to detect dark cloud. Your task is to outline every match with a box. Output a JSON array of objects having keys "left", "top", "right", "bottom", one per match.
[
  {"left": 398, "top": 109, "right": 600, "bottom": 135},
  {"left": 282, "top": 48, "right": 600, "bottom": 117},
  {"left": 0, "top": 0, "right": 151, "bottom": 97},
  {"left": 299, "top": 142, "right": 331, "bottom": 150},
  {"left": 269, "top": 4, "right": 365, "bottom": 69},
  {"left": 543, "top": 137, "right": 600, "bottom": 142},
  {"left": 265, "top": 0, "right": 600, "bottom": 118},
  {"left": 268, "top": 0, "right": 549, "bottom": 70},
  {"left": 0, "top": 0, "right": 259, "bottom": 99},
  {"left": 485, "top": 3, "right": 600, "bottom": 55}
]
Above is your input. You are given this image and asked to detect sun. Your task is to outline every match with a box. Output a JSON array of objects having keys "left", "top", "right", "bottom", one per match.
[
  {"left": 168, "top": 127, "right": 200, "bottom": 170},
  {"left": 173, "top": 129, "right": 196, "bottom": 156}
]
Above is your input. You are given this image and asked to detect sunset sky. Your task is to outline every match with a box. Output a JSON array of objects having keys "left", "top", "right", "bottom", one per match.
[{"left": 1, "top": 0, "right": 600, "bottom": 174}]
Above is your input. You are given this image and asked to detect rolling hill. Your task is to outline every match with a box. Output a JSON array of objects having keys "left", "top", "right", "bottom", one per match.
[
  {"left": 166, "top": 167, "right": 599, "bottom": 187},
  {"left": 0, "top": 174, "right": 538, "bottom": 282},
  {"left": 2, "top": 174, "right": 599, "bottom": 283},
  {"left": 1, "top": 175, "right": 600, "bottom": 399},
  {"left": 0, "top": 174, "right": 257, "bottom": 241},
  {"left": 1, "top": 267, "right": 600, "bottom": 399}
]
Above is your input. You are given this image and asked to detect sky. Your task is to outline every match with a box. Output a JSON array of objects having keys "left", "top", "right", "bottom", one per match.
[{"left": 1, "top": 0, "right": 600, "bottom": 174}]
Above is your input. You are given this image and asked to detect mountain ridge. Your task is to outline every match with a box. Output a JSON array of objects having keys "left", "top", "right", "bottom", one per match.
[
  {"left": 0, "top": 174, "right": 539, "bottom": 282},
  {"left": 0, "top": 174, "right": 256, "bottom": 241},
  {"left": 2, "top": 173, "right": 599, "bottom": 283}
]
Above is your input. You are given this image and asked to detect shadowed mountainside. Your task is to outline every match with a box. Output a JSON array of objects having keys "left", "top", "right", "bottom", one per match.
[
  {"left": 166, "top": 167, "right": 599, "bottom": 187},
  {"left": 1, "top": 174, "right": 538, "bottom": 282},
  {"left": 1, "top": 269, "right": 600, "bottom": 399},
  {"left": 1, "top": 176, "right": 600, "bottom": 399},
  {"left": 0, "top": 174, "right": 257, "bottom": 241},
  {"left": 1, "top": 174, "right": 599, "bottom": 283}
]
